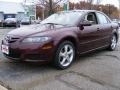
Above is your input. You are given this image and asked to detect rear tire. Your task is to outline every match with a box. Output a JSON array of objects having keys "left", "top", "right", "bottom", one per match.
[
  {"left": 16, "top": 23, "right": 20, "bottom": 28},
  {"left": 3, "top": 24, "right": 5, "bottom": 27},
  {"left": 108, "top": 34, "right": 117, "bottom": 51},
  {"left": 54, "top": 41, "right": 75, "bottom": 70}
]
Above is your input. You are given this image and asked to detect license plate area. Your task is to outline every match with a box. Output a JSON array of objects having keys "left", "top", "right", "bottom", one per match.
[{"left": 1, "top": 45, "right": 9, "bottom": 55}]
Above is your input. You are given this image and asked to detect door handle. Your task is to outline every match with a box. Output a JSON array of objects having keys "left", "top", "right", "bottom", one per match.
[{"left": 97, "top": 28, "right": 100, "bottom": 31}]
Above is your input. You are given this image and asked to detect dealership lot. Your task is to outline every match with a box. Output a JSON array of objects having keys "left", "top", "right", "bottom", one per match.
[{"left": 0, "top": 27, "right": 120, "bottom": 90}]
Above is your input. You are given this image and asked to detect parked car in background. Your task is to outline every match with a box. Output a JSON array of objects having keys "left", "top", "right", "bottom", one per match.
[
  {"left": 112, "top": 19, "right": 120, "bottom": 27},
  {"left": 31, "top": 19, "right": 41, "bottom": 24},
  {"left": 3, "top": 18, "right": 20, "bottom": 27},
  {"left": 1, "top": 10, "right": 119, "bottom": 69},
  {"left": 117, "top": 21, "right": 120, "bottom": 27},
  {"left": 0, "top": 19, "right": 3, "bottom": 27},
  {"left": 21, "top": 17, "right": 31, "bottom": 25},
  {"left": 34, "top": 19, "right": 41, "bottom": 24}
]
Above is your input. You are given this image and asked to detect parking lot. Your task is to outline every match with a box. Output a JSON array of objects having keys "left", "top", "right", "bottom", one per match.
[{"left": 0, "top": 26, "right": 120, "bottom": 90}]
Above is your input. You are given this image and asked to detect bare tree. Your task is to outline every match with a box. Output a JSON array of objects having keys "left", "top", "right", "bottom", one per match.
[
  {"left": 96, "top": 0, "right": 100, "bottom": 4},
  {"left": 86, "top": 0, "right": 94, "bottom": 9},
  {"left": 87, "top": 0, "right": 93, "bottom": 4},
  {"left": 86, "top": 0, "right": 103, "bottom": 9},
  {"left": 95, "top": 0, "right": 102, "bottom": 10},
  {"left": 38, "top": 0, "right": 65, "bottom": 15}
]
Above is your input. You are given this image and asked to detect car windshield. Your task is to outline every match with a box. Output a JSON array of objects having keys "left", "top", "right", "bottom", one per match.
[
  {"left": 41, "top": 11, "right": 83, "bottom": 26},
  {"left": 22, "top": 17, "right": 29, "bottom": 21}
]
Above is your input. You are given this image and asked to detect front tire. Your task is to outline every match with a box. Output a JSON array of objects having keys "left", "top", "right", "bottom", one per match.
[
  {"left": 108, "top": 34, "right": 117, "bottom": 51},
  {"left": 54, "top": 41, "right": 75, "bottom": 70}
]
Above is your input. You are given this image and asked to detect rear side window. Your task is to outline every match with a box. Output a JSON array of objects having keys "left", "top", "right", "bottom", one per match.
[{"left": 97, "top": 13, "right": 109, "bottom": 24}]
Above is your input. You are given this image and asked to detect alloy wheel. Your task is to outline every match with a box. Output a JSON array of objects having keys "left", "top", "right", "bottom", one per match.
[
  {"left": 59, "top": 44, "right": 74, "bottom": 67},
  {"left": 111, "top": 35, "right": 117, "bottom": 50}
]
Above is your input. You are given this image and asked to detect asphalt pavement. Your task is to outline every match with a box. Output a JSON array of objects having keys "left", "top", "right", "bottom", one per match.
[{"left": 0, "top": 26, "right": 120, "bottom": 90}]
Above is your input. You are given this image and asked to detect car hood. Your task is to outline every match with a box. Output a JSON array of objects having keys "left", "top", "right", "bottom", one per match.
[{"left": 7, "top": 24, "right": 65, "bottom": 36}]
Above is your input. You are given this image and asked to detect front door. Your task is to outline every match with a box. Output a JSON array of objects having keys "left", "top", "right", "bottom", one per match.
[{"left": 77, "top": 12, "right": 102, "bottom": 53}]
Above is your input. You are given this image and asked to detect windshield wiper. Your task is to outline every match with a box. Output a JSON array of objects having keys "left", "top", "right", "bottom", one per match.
[{"left": 43, "top": 23, "right": 68, "bottom": 26}]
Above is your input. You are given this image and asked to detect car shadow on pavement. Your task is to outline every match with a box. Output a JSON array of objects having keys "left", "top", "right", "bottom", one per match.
[
  {"left": 75, "top": 49, "right": 108, "bottom": 62},
  {"left": 1, "top": 48, "right": 109, "bottom": 71}
]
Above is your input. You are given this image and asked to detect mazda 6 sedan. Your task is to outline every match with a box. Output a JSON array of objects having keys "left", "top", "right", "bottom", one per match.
[{"left": 1, "top": 10, "right": 119, "bottom": 69}]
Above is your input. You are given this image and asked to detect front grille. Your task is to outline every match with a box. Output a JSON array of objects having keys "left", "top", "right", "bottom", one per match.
[{"left": 5, "top": 35, "right": 20, "bottom": 43}]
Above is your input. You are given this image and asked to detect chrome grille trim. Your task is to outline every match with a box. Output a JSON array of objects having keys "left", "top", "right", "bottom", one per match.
[{"left": 4, "top": 35, "right": 20, "bottom": 43}]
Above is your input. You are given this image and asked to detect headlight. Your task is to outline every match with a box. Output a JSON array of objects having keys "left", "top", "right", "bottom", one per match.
[{"left": 22, "top": 37, "right": 52, "bottom": 43}]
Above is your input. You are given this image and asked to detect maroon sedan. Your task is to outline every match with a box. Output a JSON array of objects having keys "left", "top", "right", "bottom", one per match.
[{"left": 1, "top": 10, "right": 119, "bottom": 69}]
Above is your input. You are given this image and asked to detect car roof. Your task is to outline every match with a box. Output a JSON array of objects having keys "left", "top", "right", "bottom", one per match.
[
  {"left": 60, "top": 10, "right": 101, "bottom": 13},
  {"left": 71, "top": 10, "right": 97, "bottom": 12}
]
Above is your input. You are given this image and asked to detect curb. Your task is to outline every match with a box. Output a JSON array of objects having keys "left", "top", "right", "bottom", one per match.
[{"left": 0, "top": 85, "right": 8, "bottom": 90}]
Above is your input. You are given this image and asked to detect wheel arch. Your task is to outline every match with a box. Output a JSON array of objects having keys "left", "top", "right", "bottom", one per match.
[
  {"left": 113, "top": 32, "right": 119, "bottom": 42},
  {"left": 55, "top": 36, "right": 78, "bottom": 53}
]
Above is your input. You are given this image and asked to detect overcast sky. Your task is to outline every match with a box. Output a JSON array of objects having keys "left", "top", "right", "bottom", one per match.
[{"left": 0, "top": 0, "right": 119, "bottom": 8}]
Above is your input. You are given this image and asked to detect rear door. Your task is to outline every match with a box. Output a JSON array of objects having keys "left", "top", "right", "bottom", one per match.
[{"left": 96, "top": 12, "right": 113, "bottom": 46}]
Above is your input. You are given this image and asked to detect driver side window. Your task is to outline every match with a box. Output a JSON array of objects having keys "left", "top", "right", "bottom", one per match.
[{"left": 84, "top": 12, "right": 98, "bottom": 25}]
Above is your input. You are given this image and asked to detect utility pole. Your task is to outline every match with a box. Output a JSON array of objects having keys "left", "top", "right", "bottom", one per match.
[
  {"left": 108, "top": 4, "right": 110, "bottom": 17},
  {"left": 35, "top": 4, "right": 37, "bottom": 20},
  {"left": 49, "top": 0, "right": 53, "bottom": 15},
  {"left": 118, "top": 0, "right": 120, "bottom": 18},
  {"left": 41, "top": 6, "right": 45, "bottom": 20},
  {"left": 64, "top": 0, "right": 69, "bottom": 11},
  {"left": 32, "top": 0, "right": 36, "bottom": 20}
]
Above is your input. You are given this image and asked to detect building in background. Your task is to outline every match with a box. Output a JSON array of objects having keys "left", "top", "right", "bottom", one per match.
[
  {"left": 0, "top": 1, "right": 25, "bottom": 21},
  {"left": 24, "top": 5, "right": 36, "bottom": 20}
]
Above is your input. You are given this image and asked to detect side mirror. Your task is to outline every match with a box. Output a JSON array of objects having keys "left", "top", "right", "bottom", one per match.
[{"left": 78, "top": 20, "right": 93, "bottom": 30}]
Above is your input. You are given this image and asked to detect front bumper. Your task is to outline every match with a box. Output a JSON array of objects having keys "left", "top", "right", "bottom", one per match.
[
  {"left": 3, "top": 22, "right": 17, "bottom": 26},
  {"left": 2, "top": 40, "right": 55, "bottom": 62},
  {"left": 21, "top": 22, "right": 30, "bottom": 25},
  {"left": 0, "top": 22, "right": 3, "bottom": 27}
]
